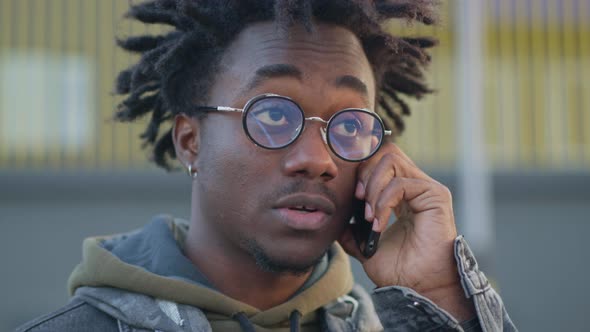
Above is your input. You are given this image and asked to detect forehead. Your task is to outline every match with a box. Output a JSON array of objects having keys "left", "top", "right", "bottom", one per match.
[{"left": 211, "top": 22, "right": 376, "bottom": 106}]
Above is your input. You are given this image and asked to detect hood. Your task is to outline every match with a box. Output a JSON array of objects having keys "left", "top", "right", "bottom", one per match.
[{"left": 68, "top": 215, "right": 356, "bottom": 331}]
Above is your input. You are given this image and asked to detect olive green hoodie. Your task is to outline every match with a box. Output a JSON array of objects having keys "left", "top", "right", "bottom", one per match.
[{"left": 67, "top": 215, "right": 381, "bottom": 331}]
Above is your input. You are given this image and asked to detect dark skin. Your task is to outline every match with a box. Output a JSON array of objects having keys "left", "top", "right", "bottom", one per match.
[{"left": 173, "top": 22, "right": 475, "bottom": 320}]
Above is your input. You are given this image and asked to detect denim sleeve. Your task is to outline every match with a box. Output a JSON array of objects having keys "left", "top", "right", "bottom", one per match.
[{"left": 371, "top": 236, "right": 517, "bottom": 332}]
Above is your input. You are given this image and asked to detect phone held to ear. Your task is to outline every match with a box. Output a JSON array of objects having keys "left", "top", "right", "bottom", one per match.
[{"left": 351, "top": 198, "right": 381, "bottom": 258}]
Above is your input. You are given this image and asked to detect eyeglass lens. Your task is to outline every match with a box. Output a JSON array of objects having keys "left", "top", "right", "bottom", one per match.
[{"left": 244, "top": 96, "right": 384, "bottom": 161}]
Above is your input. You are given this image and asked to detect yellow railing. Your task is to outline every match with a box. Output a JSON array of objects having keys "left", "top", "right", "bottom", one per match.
[{"left": 1, "top": 0, "right": 588, "bottom": 171}]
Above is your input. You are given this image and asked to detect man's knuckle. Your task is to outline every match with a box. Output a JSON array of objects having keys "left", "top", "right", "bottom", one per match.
[
  {"left": 375, "top": 199, "right": 387, "bottom": 211},
  {"left": 439, "top": 185, "right": 453, "bottom": 200},
  {"left": 382, "top": 153, "right": 396, "bottom": 164}
]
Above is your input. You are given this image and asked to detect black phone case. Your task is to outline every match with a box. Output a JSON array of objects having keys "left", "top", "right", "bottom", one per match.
[{"left": 351, "top": 199, "right": 380, "bottom": 258}]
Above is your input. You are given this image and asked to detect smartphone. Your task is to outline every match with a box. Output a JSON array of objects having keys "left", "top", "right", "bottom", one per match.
[{"left": 350, "top": 198, "right": 380, "bottom": 258}]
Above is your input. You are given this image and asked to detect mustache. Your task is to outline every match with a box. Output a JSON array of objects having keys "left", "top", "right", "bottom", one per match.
[{"left": 264, "top": 178, "right": 338, "bottom": 205}]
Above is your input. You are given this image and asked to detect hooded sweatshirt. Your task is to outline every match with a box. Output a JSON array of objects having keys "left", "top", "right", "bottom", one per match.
[{"left": 67, "top": 215, "right": 383, "bottom": 332}]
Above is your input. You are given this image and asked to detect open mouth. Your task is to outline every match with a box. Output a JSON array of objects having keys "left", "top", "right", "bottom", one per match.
[
  {"left": 288, "top": 206, "right": 319, "bottom": 213},
  {"left": 273, "top": 193, "right": 335, "bottom": 230},
  {"left": 276, "top": 207, "right": 328, "bottom": 230}
]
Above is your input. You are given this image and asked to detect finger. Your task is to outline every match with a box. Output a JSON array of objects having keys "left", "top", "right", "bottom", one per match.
[
  {"left": 356, "top": 144, "right": 431, "bottom": 200},
  {"left": 371, "top": 177, "right": 452, "bottom": 233},
  {"left": 386, "top": 143, "right": 418, "bottom": 168},
  {"left": 362, "top": 153, "right": 428, "bottom": 220},
  {"left": 385, "top": 143, "right": 433, "bottom": 181},
  {"left": 358, "top": 153, "right": 396, "bottom": 204},
  {"left": 355, "top": 143, "right": 399, "bottom": 199},
  {"left": 371, "top": 178, "right": 428, "bottom": 233}
]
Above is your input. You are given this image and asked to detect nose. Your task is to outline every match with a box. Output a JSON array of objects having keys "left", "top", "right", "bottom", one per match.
[{"left": 281, "top": 122, "right": 339, "bottom": 181}]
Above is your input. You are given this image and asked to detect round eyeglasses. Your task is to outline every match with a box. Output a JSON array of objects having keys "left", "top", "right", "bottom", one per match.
[{"left": 191, "top": 94, "right": 392, "bottom": 162}]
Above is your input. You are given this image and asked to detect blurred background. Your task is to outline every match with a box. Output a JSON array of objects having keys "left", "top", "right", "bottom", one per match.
[{"left": 0, "top": 0, "right": 588, "bottom": 331}]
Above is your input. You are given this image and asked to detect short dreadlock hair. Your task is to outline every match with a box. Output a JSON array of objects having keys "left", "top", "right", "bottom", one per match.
[{"left": 114, "top": 0, "right": 438, "bottom": 170}]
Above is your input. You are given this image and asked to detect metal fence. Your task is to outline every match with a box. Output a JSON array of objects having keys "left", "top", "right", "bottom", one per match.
[{"left": 1, "top": 0, "right": 588, "bottom": 171}]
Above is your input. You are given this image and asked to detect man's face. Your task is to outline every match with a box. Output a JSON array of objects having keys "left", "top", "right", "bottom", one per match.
[{"left": 193, "top": 22, "right": 376, "bottom": 273}]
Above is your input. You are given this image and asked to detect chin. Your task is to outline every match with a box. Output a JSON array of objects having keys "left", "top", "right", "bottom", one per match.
[{"left": 243, "top": 238, "right": 329, "bottom": 276}]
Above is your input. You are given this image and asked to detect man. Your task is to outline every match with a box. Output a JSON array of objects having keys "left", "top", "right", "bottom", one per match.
[{"left": 18, "top": 1, "right": 516, "bottom": 331}]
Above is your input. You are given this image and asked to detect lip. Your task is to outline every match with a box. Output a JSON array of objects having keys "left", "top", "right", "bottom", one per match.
[{"left": 273, "top": 193, "right": 336, "bottom": 230}]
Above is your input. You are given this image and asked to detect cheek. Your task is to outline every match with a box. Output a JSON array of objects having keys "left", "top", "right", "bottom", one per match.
[
  {"left": 202, "top": 152, "right": 248, "bottom": 189},
  {"left": 195, "top": 147, "right": 263, "bottom": 239},
  {"left": 198, "top": 117, "right": 251, "bottom": 172},
  {"left": 331, "top": 162, "right": 359, "bottom": 221},
  {"left": 197, "top": 118, "right": 275, "bottom": 210},
  {"left": 337, "top": 161, "right": 359, "bottom": 192}
]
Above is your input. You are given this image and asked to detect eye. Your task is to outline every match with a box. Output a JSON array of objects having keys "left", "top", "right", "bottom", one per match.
[
  {"left": 252, "top": 108, "right": 289, "bottom": 126},
  {"left": 331, "top": 118, "right": 362, "bottom": 137}
]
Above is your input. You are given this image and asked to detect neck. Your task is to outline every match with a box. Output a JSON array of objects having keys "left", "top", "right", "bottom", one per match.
[{"left": 184, "top": 194, "right": 313, "bottom": 310}]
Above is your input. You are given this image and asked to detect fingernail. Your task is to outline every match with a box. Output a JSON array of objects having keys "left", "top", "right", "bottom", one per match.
[
  {"left": 372, "top": 218, "right": 380, "bottom": 231},
  {"left": 356, "top": 182, "right": 365, "bottom": 198},
  {"left": 365, "top": 202, "right": 373, "bottom": 220}
]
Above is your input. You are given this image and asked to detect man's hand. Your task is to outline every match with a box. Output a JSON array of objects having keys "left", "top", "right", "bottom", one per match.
[{"left": 338, "top": 142, "right": 475, "bottom": 321}]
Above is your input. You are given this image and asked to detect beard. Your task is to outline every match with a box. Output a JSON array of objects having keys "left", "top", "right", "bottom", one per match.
[{"left": 242, "top": 237, "right": 328, "bottom": 276}]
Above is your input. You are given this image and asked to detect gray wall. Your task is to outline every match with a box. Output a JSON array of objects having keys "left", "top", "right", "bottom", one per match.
[{"left": 1, "top": 171, "right": 589, "bottom": 331}]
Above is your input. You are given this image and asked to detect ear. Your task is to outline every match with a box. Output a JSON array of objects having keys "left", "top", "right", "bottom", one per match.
[{"left": 172, "top": 114, "right": 201, "bottom": 170}]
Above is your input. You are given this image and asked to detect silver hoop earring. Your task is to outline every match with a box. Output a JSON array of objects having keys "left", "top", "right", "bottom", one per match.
[{"left": 187, "top": 164, "right": 197, "bottom": 179}]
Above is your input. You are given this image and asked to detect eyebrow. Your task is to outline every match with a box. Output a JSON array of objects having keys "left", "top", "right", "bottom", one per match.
[
  {"left": 244, "top": 64, "right": 303, "bottom": 92},
  {"left": 243, "top": 64, "right": 369, "bottom": 102},
  {"left": 333, "top": 75, "right": 369, "bottom": 97}
]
